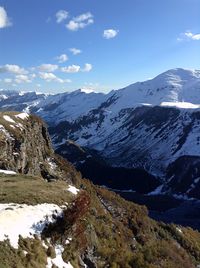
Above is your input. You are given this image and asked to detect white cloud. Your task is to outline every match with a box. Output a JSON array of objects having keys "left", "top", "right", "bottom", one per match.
[
  {"left": 60, "top": 63, "right": 92, "bottom": 73},
  {"left": 61, "top": 64, "right": 81, "bottom": 73},
  {"left": 82, "top": 63, "right": 92, "bottom": 72},
  {"left": 0, "top": 64, "right": 27, "bottom": 74},
  {"left": 69, "top": 48, "right": 82, "bottom": 55},
  {"left": 66, "top": 21, "right": 79, "bottom": 31},
  {"left": 56, "top": 54, "right": 68, "bottom": 63},
  {"left": 56, "top": 10, "right": 69, "bottom": 23},
  {"left": 39, "top": 72, "right": 61, "bottom": 82},
  {"left": 38, "top": 64, "right": 58, "bottom": 72},
  {"left": 15, "top": 75, "right": 31, "bottom": 84},
  {"left": 66, "top": 12, "right": 94, "bottom": 31},
  {"left": 103, "top": 29, "right": 119, "bottom": 39},
  {"left": 39, "top": 72, "right": 71, "bottom": 83},
  {"left": 0, "top": 6, "right": 12, "bottom": 29},
  {"left": 178, "top": 31, "right": 200, "bottom": 41},
  {"left": 74, "top": 12, "right": 93, "bottom": 22}
]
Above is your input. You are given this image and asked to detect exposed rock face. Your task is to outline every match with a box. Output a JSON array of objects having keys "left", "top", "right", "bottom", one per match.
[
  {"left": 49, "top": 107, "right": 200, "bottom": 198},
  {"left": 0, "top": 112, "right": 79, "bottom": 182},
  {"left": 165, "top": 156, "right": 200, "bottom": 198}
]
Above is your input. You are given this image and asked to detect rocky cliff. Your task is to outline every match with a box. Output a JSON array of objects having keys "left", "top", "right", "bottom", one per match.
[{"left": 0, "top": 111, "right": 79, "bottom": 183}]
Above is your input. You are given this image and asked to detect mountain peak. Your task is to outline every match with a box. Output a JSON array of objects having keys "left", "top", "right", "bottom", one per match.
[{"left": 153, "top": 68, "right": 200, "bottom": 85}]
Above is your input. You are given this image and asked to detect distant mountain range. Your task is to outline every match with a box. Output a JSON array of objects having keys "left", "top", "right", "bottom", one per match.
[{"left": 1, "top": 68, "right": 200, "bottom": 198}]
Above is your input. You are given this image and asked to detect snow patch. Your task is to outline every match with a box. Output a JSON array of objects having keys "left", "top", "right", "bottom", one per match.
[
  {"left": 176, "top": 227, "right": 183, "bottom": 234},
  {"left": 15, "top": 113, "right": 29, "bottom": 120},
  {"left": 46, "top": 244, "right": 73, "bottom": 268},
  {"left": 0, "top": 169, "right": 16, "bottom": 175},
  {"left": 3, "top": 115, "right": 15, "bottom": 123},
  {"left": 0, "top": 203, "right": 63, "bottom": 248},
  {"left": 160, "top": 101, "right": 200, "bottom": 109},
  {"left": 147, "top": 185, "right": 164, "bottom": 195},
  {"left": 173, "top": 194, "right": 195, "bottom": 201},
  {"left": 16, "top": 123, "right": 24, "bottom": 130},
  {"left": 80, "top": 88, "right": 95, "bottom": 94},
  {"left": 0, "top": 124, "right": 13, "bottom": 140},
  {"left": 186, "top": 177, "right": 200, "bottom": 194},
  {"left": 67, "top": 185, "right": 79, "bottom": 195},
  {"left": 47, "top": 158, "right": 57, "bottom": 170}
]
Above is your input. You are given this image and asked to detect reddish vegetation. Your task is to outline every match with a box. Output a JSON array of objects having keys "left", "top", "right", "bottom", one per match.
[
  {"left": 64, "top": 191, "right": 91, "bottom": 224},
  {"left": 42, "top": 191, "right": 91, "bottom": 247}
]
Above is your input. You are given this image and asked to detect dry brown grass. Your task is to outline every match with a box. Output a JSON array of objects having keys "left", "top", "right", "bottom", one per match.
[{"left": 0, "top": 173, "right": 75, "bottom": 205}]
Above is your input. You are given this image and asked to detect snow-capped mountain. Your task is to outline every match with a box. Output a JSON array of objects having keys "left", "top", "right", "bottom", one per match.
[
  {"left": 35, "top": 68, "right": 200, "bottom": 123},
  {"left": 1, "top": 68, "right": 200, "bottom": 198},
  {"left": 36, "top": 89, "right": 107, "bottom": 124},
  {"left": 0, "top": 89, "right": 47, "bottom": 112},
  {"left": 44, "top": 68, "right": 200, "bottom": 198}
]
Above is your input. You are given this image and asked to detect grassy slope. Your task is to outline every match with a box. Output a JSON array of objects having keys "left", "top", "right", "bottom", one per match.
[
  {"left": 0, "top": 173, "right": 78, "bottom": 268},
  {"left": 0, "top": 174, "right": 75, "bottom": 205},
  {"left": 0, "top": 173, "right": 200, "bottom": 268}
]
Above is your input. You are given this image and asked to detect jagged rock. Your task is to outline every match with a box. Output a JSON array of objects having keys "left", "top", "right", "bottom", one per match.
[{"left": 0, "top": 111, "right": 80, "bottom": 183}]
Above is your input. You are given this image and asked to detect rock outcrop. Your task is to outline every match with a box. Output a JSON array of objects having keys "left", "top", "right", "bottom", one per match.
[{"left": 0, "top": 111, "right": 79, "bottom": 183}]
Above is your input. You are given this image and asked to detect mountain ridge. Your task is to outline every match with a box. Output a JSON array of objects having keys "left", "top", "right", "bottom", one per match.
[{"left": 1, "top": 68, "right": 200, "bottom": 198}]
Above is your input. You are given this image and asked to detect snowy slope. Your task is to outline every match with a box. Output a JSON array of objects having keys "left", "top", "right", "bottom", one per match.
[
  {"left": 97, "top": 68, "right": 200, "bottom": 116},
  {"left": 0, "top": 203, "right": 63, "bottom": 248},
  {"left": 36, "top": 89, "right": 107, "bottom": 124},
  {"left": 48, "top": 68, "right": 200, "bottom": 149},
  {"left": 0, "top": 90, "right": 47, "bottom": 113},
  {"left": 43, "top": 68, "right": 200, "bottom": 198}
]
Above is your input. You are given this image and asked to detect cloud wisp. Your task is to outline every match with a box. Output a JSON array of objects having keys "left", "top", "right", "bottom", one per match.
[
  {"left": 38, "top": 64, "right": 58, "bottom": 72},
  {"left": 82, "top": 63, "right": 92, "bottom": 72},
  {"left": 0, "top": 60, "right": 92, "bottom": 87},
  {"left": 56, "top": 10, "right": 69, "bottom": 23},
  {"left": 177, "top": 31, "right": 200, "bottom": 41},
  {"left": 39, "top": 72, "right": 71, "bottom": 83},
  {"left": 61, "top": 65, "right": 81, "bottom": 73},
  {"left": 69, "top": 48, "right": 82, "bottom": 55},
  {"left": 66, "top": 12, "right": 94, "bottom": 31},
  {"left": 0, "top": 64, "right": 27, "bottom": 75},
  {"left": 0, "top": 6, "right": 12, "bottom": 29},
  {"left": 56, "top": 54, "right": 68, "bottom": 63},
  {"left": 103, "top": 29, "right": 119, "bottom": 39},
  {"left": 60, "top": 63, "right": 92, "bottom": 73},
  {"left": 15, "top": 74, "right": 31, "bottom": 84}
]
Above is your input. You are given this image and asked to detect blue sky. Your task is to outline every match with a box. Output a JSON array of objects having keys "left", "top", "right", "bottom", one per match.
[{"left": 0, "top": 0, "right": 200, "bottom": 93}]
